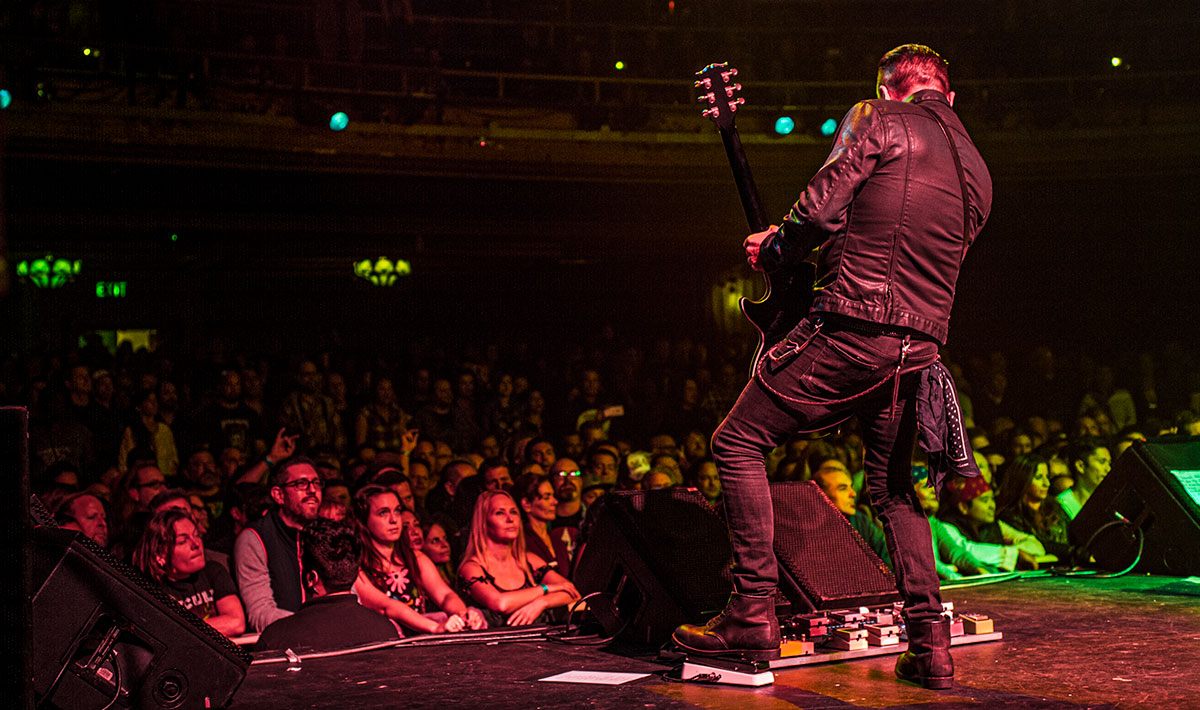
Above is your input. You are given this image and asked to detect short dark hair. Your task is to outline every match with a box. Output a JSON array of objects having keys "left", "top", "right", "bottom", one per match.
[
  {"left": 523, "top": 437, "right": 553, "bottom": 462},
  {"left": 478, "top": 457, "right": 508, "bottom": 478},
  {"left": 1065, "top": 436, "right": 1108, "bottom": 472},
  {"left": 512, "top": 472, "right": 549, "bottom": 506},
  {"left": 270, "top": 455, "right": 317, "bottom": 489},
  {"left": 301, "top": 518, "right": 361, "bottom": 593},
  {"left": 148, "top": 487, "right": 190, "bottom": 512},
  {"left": 585, "top": 445, "right": 618, "bottom": 468},
  {"left": 371, "top": 468, "right": 411, "bottom": 491},
  {"left": 877, "top": 44, "right": 949, "bottom": 98}
]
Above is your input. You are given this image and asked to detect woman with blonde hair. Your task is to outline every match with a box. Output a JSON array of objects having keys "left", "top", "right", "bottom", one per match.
[{"left": 458, "top": 489, "right": 581, "bottom": 627}]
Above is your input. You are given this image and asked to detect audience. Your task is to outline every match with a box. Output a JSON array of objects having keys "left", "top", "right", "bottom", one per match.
[
  {"left": 54, "top": 491, "right": 110, "bottom": 548},
  {"left": 513, "top": 473, "right": 578, "bottom": 579},
  {"left": 256, "top": 518, "right": 401, "bottom": 652},
  {"left": 1056, "top": 436, "right": 1113, "bottom": 522},
  {"left": 996, "top": 454, "right": 1088, "bottom": 566},
  {"left": 937, "top": 475, "right": 1046, "bottom": 571},
  {"left": 351, "top": 484, "right": 485, "bottom": 634},
  {"left": 233, "top": 456, "right": 323, "bottom": 631},
  {"left": 16, "top": 328, "right": 1200, "bottom": 657},
  {"left": 458, "top": 490, "right": 581, "bottom": 627},
  {"left": 134, "top": 508, "right": 245, "bottom": 637},
  {"left": 912, "top": 466, "right": 992, "bottom": 579}
]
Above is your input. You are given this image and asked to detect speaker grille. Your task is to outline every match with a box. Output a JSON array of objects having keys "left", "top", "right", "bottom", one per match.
[{"left": 770, "top": 481, "right": 899, "bottom": 610}]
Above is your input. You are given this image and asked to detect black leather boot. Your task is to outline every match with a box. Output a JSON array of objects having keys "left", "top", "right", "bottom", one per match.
[
  {"left": 671, "top": 593, "right": 781, "bottom": 661},
  {"left": 895, "top": 618, "right": 954, "bottom": 689}
]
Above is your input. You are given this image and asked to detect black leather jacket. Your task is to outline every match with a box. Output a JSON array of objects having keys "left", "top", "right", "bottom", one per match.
[{"left": 776, "top": 90, "right": 992, "bottom": 344}]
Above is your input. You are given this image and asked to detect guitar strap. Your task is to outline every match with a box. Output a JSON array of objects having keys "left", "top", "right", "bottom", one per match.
[{"left": 916, "top": 102, "right": 971, "bottom": 262}]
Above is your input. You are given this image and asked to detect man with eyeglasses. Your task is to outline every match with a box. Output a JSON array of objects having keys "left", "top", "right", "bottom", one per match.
[
  {"left": 234, "top": 456, "right": 323, "bottom": 631},
  {"left": 548, "top": 458, "right": 583, "bottom": 530},
  {"left": 109, "top": 462, "right": 169, "bottom": 560}
]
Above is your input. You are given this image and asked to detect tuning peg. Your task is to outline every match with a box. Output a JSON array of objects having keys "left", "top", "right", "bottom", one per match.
[
  {"left": 721, "top": 68, "right": 738, "bottom": 81},
  {"left": 694, "top": 77, "right": 712, "bottom": 89},
  {"left": 697, "top": 92, "right": 716, "bottom": 104},
  {"left": 702, "top": 107, "right": 721, "bottom": 118},
  {"left": 727, "top": 97, "right": 745, "bottom": 112},
  {"left": 724, "top": 83, "right": 742, "bottom": 97}
]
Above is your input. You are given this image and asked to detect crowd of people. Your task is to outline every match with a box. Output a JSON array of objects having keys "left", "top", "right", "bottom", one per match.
[{"left": 18, "top": 332, "right": 1200, "bottom": 652}]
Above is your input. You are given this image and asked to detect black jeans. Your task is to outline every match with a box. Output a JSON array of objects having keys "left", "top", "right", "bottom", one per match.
[{"left": 712, "top": 314, "right": 944, "bottom": 622}]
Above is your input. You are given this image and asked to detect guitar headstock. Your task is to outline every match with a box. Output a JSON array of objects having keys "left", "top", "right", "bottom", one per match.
[{"left": 694, "top": 62, "right": 744, "bottom": 130}]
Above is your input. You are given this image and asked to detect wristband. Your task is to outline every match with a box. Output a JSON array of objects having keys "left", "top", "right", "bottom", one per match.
[{"left": 540, "top": 583, "right": 549, "bottom": 596}]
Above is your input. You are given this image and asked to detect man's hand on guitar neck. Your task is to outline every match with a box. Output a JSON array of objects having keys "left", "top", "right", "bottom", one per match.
[{"left": 744, "top": 226, "right": 780, "bottom": 272}]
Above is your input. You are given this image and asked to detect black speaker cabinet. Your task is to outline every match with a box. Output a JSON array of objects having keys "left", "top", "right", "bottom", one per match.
[
  {"left": 574, "top": 482, "right": 901, "bottom": 645},
  {"left": 31, "top": 527, "right": 251, "bottom": 709},
  {"left": 1070, "top": 437, "right": 1200, "bottom": 576},
  {"left": 770, "top": 481, "right": 900, "bottom": 611},
  {"left": 2, "top": 407, "right": 33, "bottom": 710},
  {"left": 573, "top": 488, "right": 734, "bottom": 644}
]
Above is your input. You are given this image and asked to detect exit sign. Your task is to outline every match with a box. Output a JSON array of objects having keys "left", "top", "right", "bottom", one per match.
[{"left": 95, "top": 281, "right": 127, "bottom": 298}]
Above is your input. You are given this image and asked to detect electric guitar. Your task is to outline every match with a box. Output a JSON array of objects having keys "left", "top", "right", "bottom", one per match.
[{"left": 695, "top": 62, "right": 815, "bottom": 372}]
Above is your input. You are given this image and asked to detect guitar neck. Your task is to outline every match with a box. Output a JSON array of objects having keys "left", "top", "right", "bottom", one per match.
[{"left": 718, "top": 124, "right": 769, "bottom": 233}]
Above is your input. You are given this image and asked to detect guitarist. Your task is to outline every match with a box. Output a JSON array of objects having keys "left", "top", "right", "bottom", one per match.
[{"left": 674, "top": 45, "right": 991, "bottom": 689}]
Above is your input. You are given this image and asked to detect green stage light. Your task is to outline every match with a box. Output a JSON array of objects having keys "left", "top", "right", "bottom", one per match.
[
  {"left": 17, "top": 254, "right": 81, "bottom": 289},
  {"left": 774, "top": 116, "right": 795, "bottom": 136},
  {"left": 820, "top": 118, "right": 838, "bottom": 136},
  {"left": 354, "top": 257, "right": 411, "bottom": 286},
  {"left": 330, "top": 112, "right": 349, "bottom": 131},
  {"left": 0, "top": 90, "right": 10, "bottom": 109}
]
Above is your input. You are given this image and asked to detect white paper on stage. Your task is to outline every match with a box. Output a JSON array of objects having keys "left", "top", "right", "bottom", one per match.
[{"left": 538, "top": 671, "right": 651, "bottom": 685}]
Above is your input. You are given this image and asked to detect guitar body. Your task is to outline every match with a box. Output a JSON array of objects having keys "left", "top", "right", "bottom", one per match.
[
  {"left": 741, "top": 264, "right": 815, "bottom": 366},
  {"left": 696, "top": 62, "right": 815, "bottom": 371}
]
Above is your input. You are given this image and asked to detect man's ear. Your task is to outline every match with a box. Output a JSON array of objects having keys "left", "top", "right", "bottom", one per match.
[
  {"left": 878, "top": 85, "right": 894, "bottom": 101},
  {"left": 946, "top": 90, "right": 956, "bottom": 107},
  {"left": 269, "top": 486, "right": 285, "bottom": 507}
]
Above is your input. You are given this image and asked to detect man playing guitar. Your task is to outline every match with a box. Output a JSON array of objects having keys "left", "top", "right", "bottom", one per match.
[{"left": 674, "top": 45, "right": 992, "bottom": 690}]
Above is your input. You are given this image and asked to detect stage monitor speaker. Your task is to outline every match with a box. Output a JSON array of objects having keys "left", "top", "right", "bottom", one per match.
[
  {"left": 2, "top": 407, "right": 33, "bottom": 710},
  {"left": 573, "top": 488, "right": 733, "bottom": 645},
  {"left": 770, "top": 481, "right": 900, "bottom": 612},
  {"left": 31, "top": 526, "right": 251, "bottom": 709},
  {"left": 1070, "top": 437, "right": 1200, "bottom": 576},
  {"left": 574, "top": 482, "right": 901, "bottom": 644}
]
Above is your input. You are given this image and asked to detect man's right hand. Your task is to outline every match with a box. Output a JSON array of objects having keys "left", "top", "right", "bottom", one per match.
[{"left": 744, "top": 226, "right": 779, "bottom": 272}]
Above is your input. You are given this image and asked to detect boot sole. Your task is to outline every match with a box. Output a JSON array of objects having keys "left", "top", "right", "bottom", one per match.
[
  {"left": 671, "top": 636, "right": 782, "bottom": 662},
  {"left": 896, "top": 670, "right": 954, "bottom": 690}
]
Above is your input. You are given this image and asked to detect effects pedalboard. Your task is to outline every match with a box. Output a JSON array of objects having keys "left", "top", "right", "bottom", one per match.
[{"left": 666, "top": 601, "right": 1002, "bottom": 686}]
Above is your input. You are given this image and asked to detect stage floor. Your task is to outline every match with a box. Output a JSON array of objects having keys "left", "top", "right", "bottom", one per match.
[{"left": 230, "top": 574, "right": 1200, "bottom": 709}]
